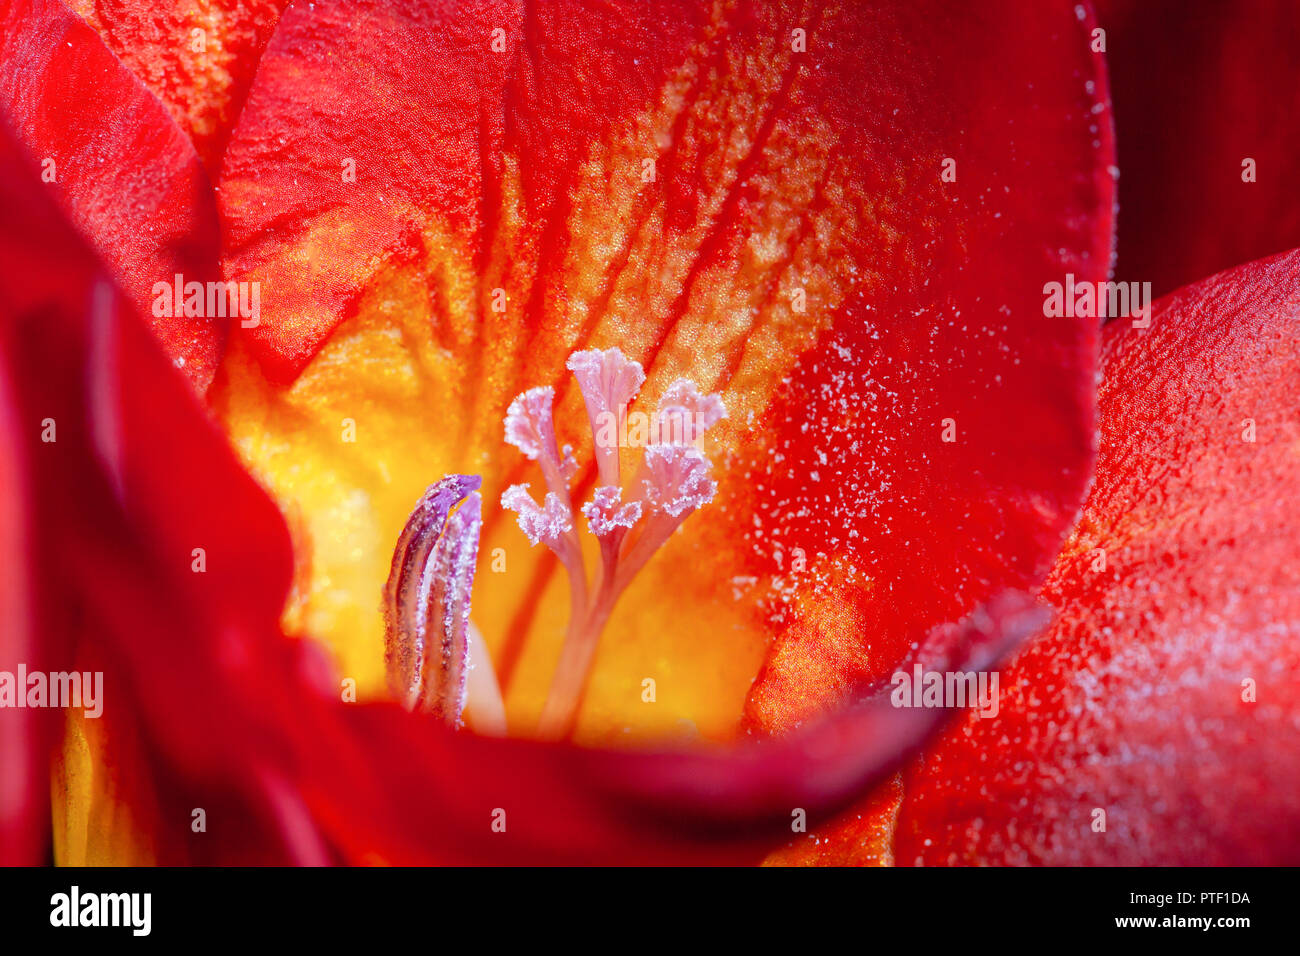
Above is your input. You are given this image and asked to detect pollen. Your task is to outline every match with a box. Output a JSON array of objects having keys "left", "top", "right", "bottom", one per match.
[{"left": 383, "top": 475, "right": 505, "bottom": 735}]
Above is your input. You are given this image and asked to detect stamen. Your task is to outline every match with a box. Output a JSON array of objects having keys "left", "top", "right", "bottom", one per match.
[
  {"left": 639, "top": 443, "right": 718, "bottom": 516},
  {"left": 567, "top": 347, "right": 645, "bottom": 487},
  {"left": 582, "top": 484, "right": 642, "bottom": 573},
  {"left": 559, "top": 443, "right": 578, "bottom": 481},
  {"left": 502, "top": 387, "right": 590, "bottom": 645},
  {"left": 420, "top": 492, "right": 480, "bottom": 721},
  {"left": 384, "top": 475, "right": 500, "bottom": 729}
]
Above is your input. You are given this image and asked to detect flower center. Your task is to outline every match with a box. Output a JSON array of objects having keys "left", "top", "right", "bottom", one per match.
[{"left": 383, "top": 347, "right": 726, "bottom": 740}]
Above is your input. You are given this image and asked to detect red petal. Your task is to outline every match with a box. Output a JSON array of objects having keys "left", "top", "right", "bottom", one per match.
[
  {"left": 0, "top": 310, "right": 39, "bottom": 864},
  {"left": 219, "top": 0, "right": 1116, "bottom": 735},
  {"left": 0, "top": 121, "right": 300, "bottom": 860},
  {"left": 4, "top": 132, "right": 1052, "bottom": 861},
  {"left": 220, "top": 0, "right": 710, "bottom": 380},
  {"left": 0, "top": 0, "right": 222, "bottom": 390},
  {"left": 71, "top": 0, "right": 290, "bottom": 172},
  {"left": 741, "top": 1, "right": 1115, "bottom": 728},
  {"left": 0, "top": 127, "right": 103, "bottom": 863},
  {"left": 1098, "top": 0, "right": 1300, "bottom": 297},
  {"left": 896, "top": 248, "right": 1300, "bottom": 865}
]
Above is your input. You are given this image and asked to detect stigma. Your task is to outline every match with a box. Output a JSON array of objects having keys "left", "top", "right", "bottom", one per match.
[{"left": 503, "top": 347, "right": 726, "bottom": 740}]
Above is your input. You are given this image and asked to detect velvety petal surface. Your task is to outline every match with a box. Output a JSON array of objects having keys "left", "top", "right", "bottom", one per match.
[
  {"left": 216, "top": 0, "right": 1116, "bottom": 740},
  {"left": 0, "top": 0, "right": 223, "bottom": 390},
  {"left": 1, "top": 131, "right": 1052, "bottom": 862},
  {"left": 67, "top": 0, "right": 291, "bottom": 172},
  {"left": 896, "top": 248, "right": 1300, "bottom": 865}
]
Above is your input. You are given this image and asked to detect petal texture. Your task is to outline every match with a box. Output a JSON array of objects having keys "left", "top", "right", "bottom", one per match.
[
  {"left": 217, "top": 0, "right": 1116, "bottom": 738},
  {"left": 68, "top": 0, "right": 290, "bottom": 171},
  {"left": 1098, "top": 0, "right": 1300, "bottom": 297},
  {"left": 897, "top": 248, "right": 1300, "bottom": 865},
  {"left": 2, "top": 117, "right": 1056, "bottom": 864},
  {"left": 0, "top": 0, "right": 223, "bottom": 389}
]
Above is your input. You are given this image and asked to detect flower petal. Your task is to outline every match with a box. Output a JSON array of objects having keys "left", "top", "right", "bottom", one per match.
[
  {"left": 0, "top": 120, "right": 306, "bottom": 861},
  {"left": 739, "top": 1, "right": 1115, "bottom": 729},
  {"left": 312, "top": 590, "right": 1042, "bottom": 864},
  {"left": 896, "top": 248, "right": 1300, "bottom": 864},
  {"left": 5, "top": 135, "right": 1056, "bottom": 862},
  {"left": 0, "top": 294, "right": 39, "bottom": 865},
  {"left": 217, "top": 0, "right": 1115, "bottom": 739},
  {"left": 1097, "top": 0, "right": 1300, "bottom": 297},
  {"left": 69, "top": 0, "right": 291, "bottom": 171},
  {"left": 0, "top": 0, "right": 223, "bottom": 390}
]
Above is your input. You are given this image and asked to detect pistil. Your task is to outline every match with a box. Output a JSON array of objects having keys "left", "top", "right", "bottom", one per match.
[{"left": 504, "top": 349, "right": 725, "bottom": 740}]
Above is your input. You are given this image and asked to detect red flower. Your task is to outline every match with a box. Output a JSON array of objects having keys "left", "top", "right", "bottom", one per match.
[{"left": 0, "top": 0, "right": 1296, "bottom": 865}]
